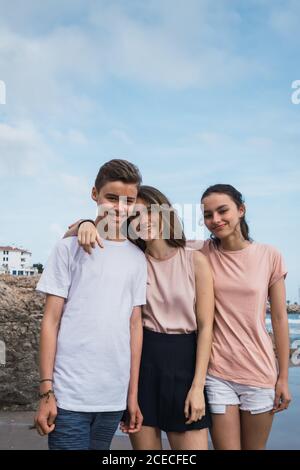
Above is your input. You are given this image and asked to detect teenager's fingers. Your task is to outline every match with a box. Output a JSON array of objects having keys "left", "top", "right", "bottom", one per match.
[
  {"left": 119, "top": 421, "right": 129, "bottom": 434},
  {"left": 86, "top": 232, "right": 92, "bottom": 247},
  {"left": 274, "top": 401, "right": 287, "bottom": 413},
  {"left": 184, "top": 401, "right": 190, "bottom": 419},
  {"left": 48, "top": 412, "right": 57, "bottom": 426},
  {"left": 47, "top": 423, "right": 56, "bottom": 433},
  {"left": 90, "top": 234, "right": 97, "bottom": 249},
  {"left": 84, "top": 231, "right": 90, "bottom": 247},
  {"left": 81, "top": 232, "right": 87, "bottom": 247},
  {"left": 36, "top": 424, "right": 45, "bottom": 436},
  {"left": 198, "top": 407, "right": 205, "bottom": 420},
  {"left": 129, "top": 413, "right": 136, "bottom": 430},
  {"left": 37, "top": 418, "right": 49, "bottom": 435},
  {"left": 273, "top": 394, "right": 281, "bottom": 411},
  {"left": 284, "top": 398, "right": 292, "bottom": 408},
  {"left": 134, "top": 412, "right": 143, "bottom": 432},
  {"left": 34, "top": 418, "right": 44, "bottom": 436},
  {"left": 135, "top": 420, "right": 143, "bottom": 432},
  {"left": 78, "top": 231, "right": 85, "bottom": 246},
  {"left": 137, "top": 411, "right": 143, "bottom": 426},
  {"left": 96, "top": 233, "right": 104, "bottom": 248},
  {"left": 190, "top": 408, "right": 198, "bottom": 423}
]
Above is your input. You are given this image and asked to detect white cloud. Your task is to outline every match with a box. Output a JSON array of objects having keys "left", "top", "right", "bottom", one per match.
[
  {"left": 269, "top": 0, "right": 300, "bottom": 40},
  {"left": 59, "top": 173, "right": 90, "bottom": 197},
  {"left": 0, "top": 26, "right": 97, "bottom": 126},
  {"left": 49, "top": 222, "right": 64, "bottom": 238},
  {"left": 0, "top": 121, "right": 53, "bottom": 176},
  {"left": 50, "top": 128, "right": 88, "bottom": 145},
  {"left": 110, "top": 129, "right": 133, "bottom": 145},
  {"left": 88, "top": 1, "right": 260, "bottom": 89},
  {"left": 0, "top": 0, "right": 263, "bottom": 130}
]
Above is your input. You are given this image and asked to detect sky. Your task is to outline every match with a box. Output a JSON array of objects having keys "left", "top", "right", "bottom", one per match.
[{"left": 0, "top": 0, "right": 299, "bottom": 301}]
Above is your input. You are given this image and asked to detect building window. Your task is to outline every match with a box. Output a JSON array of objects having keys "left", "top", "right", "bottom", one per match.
[
  {"left": 18, "top": 271, "right": 24, "bottom": 275},
  {"left": 12, "top": 270, "right": 17, "bottom": 275},
  {"left": 21, "top": 258, "right": 26, "bottom": 262}
]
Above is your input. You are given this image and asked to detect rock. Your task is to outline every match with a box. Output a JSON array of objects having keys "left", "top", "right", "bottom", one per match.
[{"left": 0, "top": 275, "right": 43, "bottom": 410}]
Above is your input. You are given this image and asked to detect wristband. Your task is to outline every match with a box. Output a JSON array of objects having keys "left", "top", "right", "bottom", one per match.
[{"left": 78, "top": 219, "right": 96, "bottom": 230}]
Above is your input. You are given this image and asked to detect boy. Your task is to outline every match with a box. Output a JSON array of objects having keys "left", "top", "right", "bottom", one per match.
[{"left": 35, "top": 159, "right": 147, "bottom": 450}]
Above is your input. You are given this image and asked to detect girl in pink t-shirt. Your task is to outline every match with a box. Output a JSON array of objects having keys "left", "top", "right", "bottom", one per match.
[{"left": 199, "top": 183, "right": 291, "bottom": 450}]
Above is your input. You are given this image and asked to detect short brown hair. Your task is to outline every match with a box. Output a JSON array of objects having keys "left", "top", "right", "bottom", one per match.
[{"left": 95, "top": 159, "right": 142, "bottom": 191}]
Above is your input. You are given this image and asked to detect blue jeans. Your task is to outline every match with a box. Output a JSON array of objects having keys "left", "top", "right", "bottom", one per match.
[{"left": 48, "top": 407, "right": 124, "bottom": 450}]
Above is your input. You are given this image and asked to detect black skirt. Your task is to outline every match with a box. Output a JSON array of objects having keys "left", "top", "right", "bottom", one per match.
[{"left": 138, "top": 328, "right": 211, "bottom": 433}]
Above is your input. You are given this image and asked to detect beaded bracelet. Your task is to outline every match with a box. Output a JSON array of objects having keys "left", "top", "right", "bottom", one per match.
[{"left": 38, "top": 389, "right": 56, "bottom": 403}]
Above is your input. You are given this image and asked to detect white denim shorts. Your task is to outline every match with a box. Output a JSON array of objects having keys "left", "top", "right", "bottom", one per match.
[{"left": 205, "top": 374, "right": 275, "bottom": 415}]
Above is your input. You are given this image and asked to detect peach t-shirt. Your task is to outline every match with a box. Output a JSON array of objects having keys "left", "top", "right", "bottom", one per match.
[
  {"left": 200, "top": 240, "right": 287, "bottom": 388},
  {"left": 142, "top": 248, "right": 197, "bottom": 334}
]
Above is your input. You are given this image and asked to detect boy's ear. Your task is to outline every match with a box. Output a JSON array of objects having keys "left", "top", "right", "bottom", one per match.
[{"left": 91, "top": 186, "right": 98, "bottom": 202}]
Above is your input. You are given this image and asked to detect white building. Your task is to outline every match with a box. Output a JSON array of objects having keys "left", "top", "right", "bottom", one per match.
[{"left": 0, "top": 246, "right": 38, "bottom": 276}]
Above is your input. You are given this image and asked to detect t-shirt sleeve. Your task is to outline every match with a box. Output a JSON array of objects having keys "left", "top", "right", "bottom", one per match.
[
  {"left": 36, "top": 241, "right": 72, "bottom": 298},
  {"left": 185, "top": 239, "right": 208, "bottom": 254},
  {"left": 268, "top": 247, "right": 288, "bottom": 288},
  {"left": 133, "top": 256, "right": 147, "bottom": 307}
]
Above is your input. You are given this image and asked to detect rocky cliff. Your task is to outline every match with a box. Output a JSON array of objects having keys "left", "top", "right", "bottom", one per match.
[{"left": 0, "top": 275, "right": 43, "bottom": 410}]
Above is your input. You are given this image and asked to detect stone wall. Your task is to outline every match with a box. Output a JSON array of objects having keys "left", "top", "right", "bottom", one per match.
[{"left": 0, "top": 275, "right": 44, "bottom": 410}]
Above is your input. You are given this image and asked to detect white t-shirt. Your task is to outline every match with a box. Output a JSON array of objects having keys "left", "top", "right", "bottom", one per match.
[{"left": 36, "top": 237, "right": 147, "bottom": 412}]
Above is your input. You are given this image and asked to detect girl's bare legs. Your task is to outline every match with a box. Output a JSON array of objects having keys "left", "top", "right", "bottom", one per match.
[
  {"left": 210, "top": 405, "right": 241, "bottom": 450},
  {"left": 167, "top": 428, "right": 208, "bottom": 450},
  {"left": 129, "top": 425, "right": 162, "bottom": 450},
  {"left": 240, "top": 410, "right": 274, "bottom": 450}
]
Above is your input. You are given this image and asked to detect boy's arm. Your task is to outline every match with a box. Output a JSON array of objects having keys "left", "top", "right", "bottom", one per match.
[
  {"left": 63, "top": 219, "right": 83, "bottom": 238},
  {"left": 63, "top": 219, "right": 103, "bottom": 252},
  {"left": 34, "top": 295, "right": 65, "bottom": 436},
  {"left": 122, "top": 306, "right": 143, "bottom": 433}
]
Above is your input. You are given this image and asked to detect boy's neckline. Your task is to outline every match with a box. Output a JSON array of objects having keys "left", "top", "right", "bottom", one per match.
[{"left": 102, "top": 238, "right": 129, "bottom": 246}]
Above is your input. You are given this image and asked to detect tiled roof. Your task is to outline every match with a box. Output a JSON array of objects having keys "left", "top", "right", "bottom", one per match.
[{"left": 0, "top": 246, "right": 31, "bottom": 254}]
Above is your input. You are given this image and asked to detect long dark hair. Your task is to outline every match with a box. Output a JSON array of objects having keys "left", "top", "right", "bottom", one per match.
[
  {"left": 127, "top": 185, "right": 186, "bottom": 252},
  {"left": 201, "top": 184, "right": 251, "bottom": 247}
]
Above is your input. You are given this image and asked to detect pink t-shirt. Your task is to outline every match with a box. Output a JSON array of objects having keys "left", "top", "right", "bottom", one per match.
[
  {"left": 199, "top": 240, "right": 287, "bottom": 388},
  {"left": 142, "top": 248, "right": 197, "bottom": 334}
]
